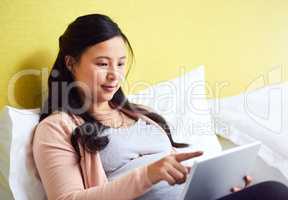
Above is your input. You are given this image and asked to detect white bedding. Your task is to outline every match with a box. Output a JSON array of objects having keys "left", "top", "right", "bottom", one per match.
[{"left": 210, "top": 82, "right": 288, "bottom": 185}]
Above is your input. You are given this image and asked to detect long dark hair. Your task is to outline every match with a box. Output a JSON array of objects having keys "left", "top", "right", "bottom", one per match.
[{"left": 40, "top": 14, "right": 188, "bottom": 159}]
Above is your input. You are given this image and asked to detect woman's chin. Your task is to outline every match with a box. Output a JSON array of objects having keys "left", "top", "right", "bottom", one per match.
[{"left": 96, "top": 93, "right": 115, "bottom": 102}]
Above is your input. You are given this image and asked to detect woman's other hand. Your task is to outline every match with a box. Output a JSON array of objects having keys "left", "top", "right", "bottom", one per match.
[
  {"left": 147, "top": 151, "right": 203, "bottom": 185},
  {"left": 231, "top": 175, "right": 253, "bottom": 192}
]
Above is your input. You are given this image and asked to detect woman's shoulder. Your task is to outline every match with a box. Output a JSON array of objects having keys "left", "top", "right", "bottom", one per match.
[
  {"left": 32, "top": 112, "right": 81, "bottom": 172},
  {"left": 34, "top": 111, "right": 78, "bottom": 141},
  {"left": 38, "top": 111, "right": 75, "bottom": 127}
]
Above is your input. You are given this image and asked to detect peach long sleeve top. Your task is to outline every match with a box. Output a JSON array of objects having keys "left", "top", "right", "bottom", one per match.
[{"left": 32, "top": 111, "right": 155, "bottom": 200}]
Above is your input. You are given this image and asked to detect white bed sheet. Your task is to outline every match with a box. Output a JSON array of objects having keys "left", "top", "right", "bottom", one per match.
[{"left": 210, "top": 82, "right": 288, "bottom": 185}]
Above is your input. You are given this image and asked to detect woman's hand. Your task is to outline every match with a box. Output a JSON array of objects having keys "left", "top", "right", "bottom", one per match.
[
  {"left": 147, "top": 151, "right": 203, "bottom": 186},
  {"left": 231, "top": 175, "right": 253, "bottom": 192}
]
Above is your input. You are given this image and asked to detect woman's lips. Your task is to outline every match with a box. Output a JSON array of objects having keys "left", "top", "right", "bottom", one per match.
[{"left": 101, "top": 85, "right": 117, "bottom": 92}]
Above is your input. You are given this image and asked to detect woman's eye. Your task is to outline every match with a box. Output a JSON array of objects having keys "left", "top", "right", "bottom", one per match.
[
  {"left": 96, "top": 63, "right": 108, "bottom": 67},
  {"left": 118, "top": 63, "right": 125, "bottom": 67},
  {"left": 95, "top": 62, "right": 124, "bottom": 69}
]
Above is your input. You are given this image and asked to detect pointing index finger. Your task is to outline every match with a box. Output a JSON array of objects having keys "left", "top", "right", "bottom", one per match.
[{"left": 174, "top": 151, "right": 204, "bottom": 162}]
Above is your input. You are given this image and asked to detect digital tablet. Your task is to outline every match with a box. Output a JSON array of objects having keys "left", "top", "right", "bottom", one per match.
[{"left": 179, "top": 141, "right": 261, "bottom": 200}]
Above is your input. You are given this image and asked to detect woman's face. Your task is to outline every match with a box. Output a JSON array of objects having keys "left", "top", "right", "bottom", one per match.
[{"left": 71, "top": 36, "right": 126, "bottom": 104}]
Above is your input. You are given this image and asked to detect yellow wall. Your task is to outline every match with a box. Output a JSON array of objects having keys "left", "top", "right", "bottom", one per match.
[{"left": 1, "top": 0, "right": 288, "bottom": 109}]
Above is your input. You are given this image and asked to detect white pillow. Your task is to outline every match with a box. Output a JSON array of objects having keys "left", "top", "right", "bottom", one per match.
[
  {"left": 128, "top": 65, "right": 222, "bottom": 165},
  {"left": 0, "top": 65, "right": 222, "bottom": 199},
  {"left": 0, "top": 106, "right": 45, "bottom": 200},
  {"left": 209, "top": 82, "right": 288, "bottom": 180}
]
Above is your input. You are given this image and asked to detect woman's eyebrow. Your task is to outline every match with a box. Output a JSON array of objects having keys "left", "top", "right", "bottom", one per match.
[{"left": 95, "top": 56, "right": 126, "bottom": 60}]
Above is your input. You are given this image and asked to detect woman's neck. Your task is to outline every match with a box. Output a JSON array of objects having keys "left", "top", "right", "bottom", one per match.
[
  {"left": 89, "top": 101, "right": 118, "bottom": 121},
  {"left": 89, "top": 101, "right": 112, "bottom": 113}
]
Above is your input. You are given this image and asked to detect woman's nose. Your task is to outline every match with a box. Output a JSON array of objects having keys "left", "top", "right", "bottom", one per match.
[{"left": 106, "top": 67, "right": 119, "bottom": 81}]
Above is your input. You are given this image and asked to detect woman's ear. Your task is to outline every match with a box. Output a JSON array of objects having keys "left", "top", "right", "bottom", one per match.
[{"left": 64, "top": 55, "right": 76, "bottom": 73}]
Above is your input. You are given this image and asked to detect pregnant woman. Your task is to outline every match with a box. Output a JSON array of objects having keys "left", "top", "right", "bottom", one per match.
[{"left": 32, "top": 14, "right": 288, "bottom": 200}]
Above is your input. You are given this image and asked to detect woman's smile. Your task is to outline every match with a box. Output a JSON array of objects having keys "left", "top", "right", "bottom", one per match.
[{"left": 101, "top": 84, "right": 117, "bottom": 92}]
